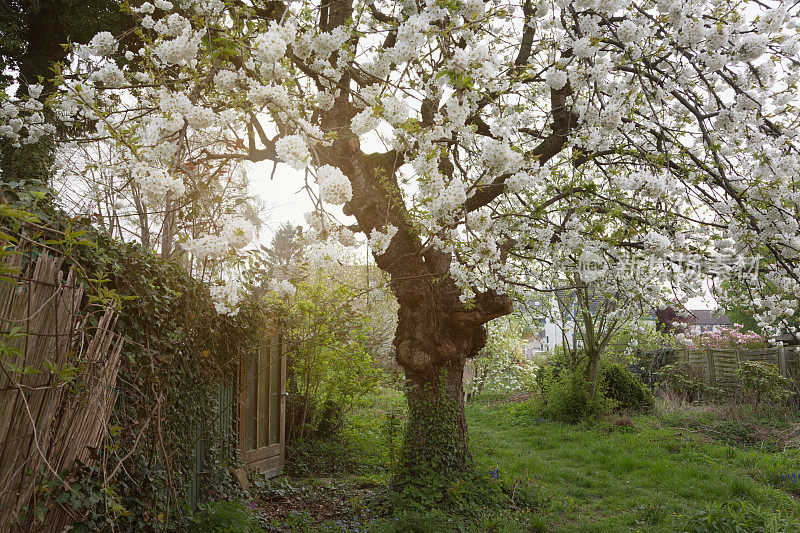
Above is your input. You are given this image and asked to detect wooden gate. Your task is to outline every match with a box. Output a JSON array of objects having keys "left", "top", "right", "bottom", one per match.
[{"left": 238, "top": 333, "right": 285, "bottom": 477}]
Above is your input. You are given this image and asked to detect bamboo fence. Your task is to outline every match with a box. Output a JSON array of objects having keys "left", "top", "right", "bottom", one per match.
[{"left": 0, "top": 238, "right": 123, "bottom": 531}]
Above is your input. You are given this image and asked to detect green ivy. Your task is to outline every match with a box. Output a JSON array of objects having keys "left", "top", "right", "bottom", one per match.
[{"left": 2, "top": 191, "right": 268, "bottom": 531}]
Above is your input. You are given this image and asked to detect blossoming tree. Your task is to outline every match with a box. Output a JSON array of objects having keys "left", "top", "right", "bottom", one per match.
[{"left": 3, "top": 0, "right": 799, "bottom": 479}]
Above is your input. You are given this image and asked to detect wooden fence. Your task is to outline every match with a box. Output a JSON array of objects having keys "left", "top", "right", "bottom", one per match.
[
  {"left": 0, "top": 235, "right": 123, "bottom": 531},
  {"left": 681, "top": 346, "right": 800, "bottom": 390}
]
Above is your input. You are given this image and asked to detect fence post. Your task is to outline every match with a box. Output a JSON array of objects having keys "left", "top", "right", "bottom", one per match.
[
  {"left": 779, "top": 346, "right": 788, "bottom": 377},
  {"left": 707, "top": 349, "right": 715, "bottom": 385}
]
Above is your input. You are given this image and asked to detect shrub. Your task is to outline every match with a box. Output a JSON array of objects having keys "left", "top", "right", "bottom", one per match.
[
  {"left": 690, "top": 325, "right": 767, "bottom": 350},
  {"left": 536, "top": 370, "right": 614, "bottom": 423},
  {"left": 466, "top": 316, "right": 536, "bottom": 397},
  {"left": 660, "top": 362, "right": 718, "bottom": 402},
  {"left": 534, "top": 355, "right": 574, "bottom": 394},
  {"left": 736, "top": 361, "right": 794, "bottom": 410},
  {"left": 599, "top": 363, "right": 654, "bottom": 412},
  {"left": 627, "top": 348, "right": 678, "bottom": 389},
  {"left": 681, "top": 501, "right": 800, "bottom": 532},
  {"left": 278, "top": 271, "right": 383, "bottom": 444}
]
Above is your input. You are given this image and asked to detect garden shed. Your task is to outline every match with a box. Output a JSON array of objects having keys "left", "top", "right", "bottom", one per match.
[
  {"left": 190, "top": 329, "right": 287, "bottom": 505},
  {"left": 237, "top": 332, "right": 286, "bottom": 477}
]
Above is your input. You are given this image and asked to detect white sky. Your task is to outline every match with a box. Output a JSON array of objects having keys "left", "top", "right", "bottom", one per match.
[{"left": 249, "top": 161, "right": 311, "bottom": 233}]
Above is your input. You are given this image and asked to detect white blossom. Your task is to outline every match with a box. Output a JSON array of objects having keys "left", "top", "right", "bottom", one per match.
[
  {"left": 154, "top": 28, "right": 204, "bottom": 65},
  {"left": 276, "top": 134, "right": 312, "bottom": 170},
  {"left": 382, "top": 96, "right": 408, "bottom": 125},
  {"left": 316, "top": 164, "right": 352, "bottom": 204},
  {"left": 210, "top": 281, "right": 241, "bottom": 316},
  {"left": 253, "top": 30, "right": 287, "bottom": 64},
  {"left": 214, "top": 70, "right": 238, "bottom": 92},
  {"left": 369, "top": 225, "right": 398, "bottom": 255},
  {"left": 182, "top": 216, "right": 256, "bottom": 260},
  {"left": 133, "top": 166, "right": 186, "bottom": 201},
  {"left": 28, "top": 85, "right": 43, "bottom": 99},
  {"left": 351, "top": 108, "right": 381, "bottom": 135},
  {"left": 88, "top": 32, "right": 118, "bottom": 56},
  {"left": 135, "top": 2, "right": 155, "bottom": 14},
  {"left": 546, "top": 69, "right": 568, "bottom": 90}
]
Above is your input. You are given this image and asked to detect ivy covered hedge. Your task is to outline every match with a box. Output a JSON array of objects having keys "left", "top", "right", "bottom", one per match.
[
  {"left": 76, "top": 235, "right": 264, "bottom": 530},
  {"left": 4, "top": 197, "right": 270, "bottom": 531}
]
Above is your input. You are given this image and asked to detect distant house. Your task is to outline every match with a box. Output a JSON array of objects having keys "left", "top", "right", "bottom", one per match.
[
  {"left": 518, "top": 295, "right": 579, "bottom": 358},
  {"left": 520, "top": 317, "right": 574, "bottom": 358},
  {"left": 539, "top": 315, "right": 577, "bottom": 354},
  {"left": 657, "top": 307, "right": 731, "bottom": 334},
  {"left": 687, "top": 309, "right": 731, "bottom": 333}
]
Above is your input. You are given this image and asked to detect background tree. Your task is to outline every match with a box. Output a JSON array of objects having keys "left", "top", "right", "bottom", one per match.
[
  {"left": 721, "top": 278, "right": 799, "bottom": 341},
  {"left": 254, "top": 243, "right": 395, "bottom": 441},
  {"left": 0, "top": 0, "right": 134, "bottom": 194},
  {"left": 272, "top": 270, "right": 382, "bottom": 443},
  {"left": 259, "top": 222, "right": 305, "bottom": 276},
  {"left": 465, "top": 315, "right": 532, "bottom": 397},
  {"left": 655, "top": 306, "right": 691, "bottom": 335},
  {"left": 533, "top": 264, "right": 651, "bottom": 399}
]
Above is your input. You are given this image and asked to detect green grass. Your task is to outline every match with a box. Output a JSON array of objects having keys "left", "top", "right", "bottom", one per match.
[
  {"left": 467, "top": 400, "right": 800, "bottom": 532},
  {"left": 267, "top": 392, "right": 800, "bottom": 531},
  {"left": 283, "top": 387, "right": 405, "bottom": 482}
]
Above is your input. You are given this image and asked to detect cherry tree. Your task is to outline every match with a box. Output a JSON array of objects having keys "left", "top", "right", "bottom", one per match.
[{"left": 2, "top": 0, "right": 799, "bottom": 479}]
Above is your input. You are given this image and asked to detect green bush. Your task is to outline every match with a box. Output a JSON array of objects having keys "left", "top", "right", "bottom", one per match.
[
  {"left": 276, "top": 270, "right": 383, "bottom": 444},
  {"left": 465, "top": 316, "right": 536, "bottom": 397},
  {"left": 681, "top": 501, "right": 800, "bottom": 532},
  {"left": 534, "top": 355, "right": 574, "bottom": 395},
  {"left": 599, "top": 363, "right": 654, "bottom": 412},
  {"left": 661, "top": 362, "right": 719, "bottom": 402},
  {"left": 736, "top": 361, "right": 794, "bottom": 409},
  {"left": 536, "top": 370, "right": 614, "bottom": 423},
  {"left": 187, "top": 501, "right": 264, "bottom": 533}
]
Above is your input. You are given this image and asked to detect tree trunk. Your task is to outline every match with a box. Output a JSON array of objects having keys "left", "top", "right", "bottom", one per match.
[
  {"left": 310, "top": 19, "right": 516, "bottom": 481},
  {"left": 160, "top": 197, "right": 175, "bottom": 259},
  {"left": 316, "top": 130, "right": 513, "bottom": 482},
  {"left": 399, "top": 355, "right": 471, "bottom": 478},
  {"left": 586, "top": 352, "right": 601, "bottom": 400},
  {"left": 392, "top": 295, "right": 508, "bottom": 483}
]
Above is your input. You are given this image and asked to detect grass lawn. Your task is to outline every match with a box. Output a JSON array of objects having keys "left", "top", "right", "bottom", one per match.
[
  {"left": 467, "top": 399, "right": 800, "bottom": 532},
  {"left": 257, "top": 390, "right": 800, "bottom": 531}
]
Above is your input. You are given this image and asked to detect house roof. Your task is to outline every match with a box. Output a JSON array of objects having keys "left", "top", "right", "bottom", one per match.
[{"left": 688, "top": 309, "right": 731, "bottom": 326}]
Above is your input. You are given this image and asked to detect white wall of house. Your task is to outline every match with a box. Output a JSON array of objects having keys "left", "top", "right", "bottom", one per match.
[
  {"left": 521, "top": 317, "right": 578, "bottom": 358},
  {"left": 545, "top": 318, "right": 577, "bottom": 352}
]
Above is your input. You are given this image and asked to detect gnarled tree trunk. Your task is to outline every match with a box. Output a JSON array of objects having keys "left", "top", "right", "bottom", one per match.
[{"left": 394, "top": 295, "right": 508, "bottom": 476}]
